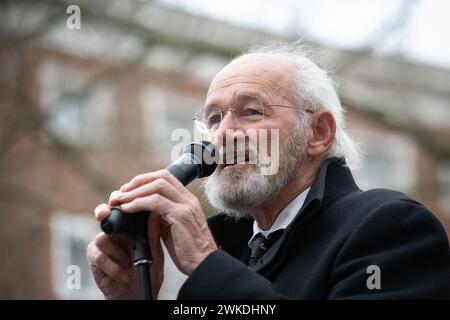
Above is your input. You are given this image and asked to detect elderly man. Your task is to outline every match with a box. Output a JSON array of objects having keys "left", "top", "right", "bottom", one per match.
[{"left": 87, "top": 45, "right": 450, "bottom": 299}]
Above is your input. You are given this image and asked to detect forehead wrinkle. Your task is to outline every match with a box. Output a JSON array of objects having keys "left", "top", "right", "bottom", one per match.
[
  {"left": 207, "top": 80, "right": 273, "bottom": 98},
  {"left": 207, "top": 59, "right": 297, "bottom": 108},
  {"left": 207, "top": 72, "right": 290, "bottom": 100},
  {"left": 209, "top": 70, "right": 286, "bottom": 91},
  {"left": 212, "top": 70, "right": 281, "bottom": 85},
  {"left": 207, "top": 81, "right": 296, "bottom": 109},
  {"left": 205, "top": 85, "right": 271, "bottom": 110}
]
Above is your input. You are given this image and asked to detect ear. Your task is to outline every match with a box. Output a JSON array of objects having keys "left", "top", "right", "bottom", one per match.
[{"left": 306, "top": 110, "right": 336, "bottom": 158}]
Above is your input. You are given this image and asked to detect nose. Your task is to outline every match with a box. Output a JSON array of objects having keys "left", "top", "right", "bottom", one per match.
[
  {"left": 217, "top": 109, "right": 242, "bottom": 131},
  {"left": 211, "top": 111, "right": 245, "bottom": 148}
]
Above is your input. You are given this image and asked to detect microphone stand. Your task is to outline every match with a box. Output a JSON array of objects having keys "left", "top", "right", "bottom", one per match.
[
  {"left": 130, "top": 211, "right": 152, "bottom": 300},
  {"left": 101, "top": 208, "right": 153, "bottom": 300}
]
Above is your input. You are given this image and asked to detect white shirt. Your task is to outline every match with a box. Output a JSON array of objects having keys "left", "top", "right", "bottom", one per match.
[{"left": 248, "top": 187, "right": 310, "bottom": 248}]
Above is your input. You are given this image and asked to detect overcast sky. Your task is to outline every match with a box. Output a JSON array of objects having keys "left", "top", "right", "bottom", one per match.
[{"left": 158, "top": 0, "right": 450, "bottom": 71}]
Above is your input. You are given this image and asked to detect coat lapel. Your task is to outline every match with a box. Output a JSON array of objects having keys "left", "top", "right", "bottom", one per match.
[
  {"left": 207, "top": 158, "right": 360, "bottom": 275},
  {"left": 252, "top": 158, "right": 360, "bottom": 274}
]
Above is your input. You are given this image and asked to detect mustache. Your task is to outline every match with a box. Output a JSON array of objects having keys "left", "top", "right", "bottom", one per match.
[{"left": 218, "top": 140, "right": 260, "bottom": 165}]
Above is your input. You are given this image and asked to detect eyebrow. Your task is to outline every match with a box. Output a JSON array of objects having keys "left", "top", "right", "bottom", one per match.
[
  {"left": 237, "top": 91, "right": 268, "bottom": 104},
  {"left": 204, "top": 91, "right": 267, "bottom": 110}
]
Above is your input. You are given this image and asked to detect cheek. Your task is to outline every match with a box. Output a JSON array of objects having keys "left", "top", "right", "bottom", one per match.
[
  {"left": 241, "top": 124, "right": 285, "bottom": 155},
  {"left": 266, "top": 124, "right": 292, "bottom": 147},
  {"left": 209, "top": 131, "right": 223, "bottom": 148}
]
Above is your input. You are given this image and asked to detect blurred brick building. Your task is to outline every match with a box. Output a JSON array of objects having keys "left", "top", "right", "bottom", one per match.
[{"left": 1, "top": 1, "right": 449, "bottom": 299}]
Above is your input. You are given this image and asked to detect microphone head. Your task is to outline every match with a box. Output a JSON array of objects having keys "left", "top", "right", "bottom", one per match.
[{"left": 184, "top": 141, "right": 218, "bottom": 178}]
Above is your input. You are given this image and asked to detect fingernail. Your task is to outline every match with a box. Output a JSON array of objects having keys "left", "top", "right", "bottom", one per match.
[
  {"left": 121, "top": 274, "right": 130, "bottom": 283},
  {"left": 94, "top": 208, "right": 105, "bottom": 217},
  {"left": 110, "top": 192, "right": 120, "bottom": 200},
  {"left": 120, "top": 184, "right": 128, "bottom": 191}
]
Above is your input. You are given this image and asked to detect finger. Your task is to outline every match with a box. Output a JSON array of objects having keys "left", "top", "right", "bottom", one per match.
[
  {"left": 121, "top": 170, "right": 185, "bottom": 193},
  {"left": 158, "top": 169, "right": 188, "bottom": 193},
  {"left": 117, "top": 177, "right": 186, "bottom": 205},
  {"left": 120, "top": 170, "right": 166, "bottom": 192},
  {"left": 94, "top": 233, "right": 131, "bottom": 268},
  {"left": 160, "top": 170, "right": 202, "bottom": 203},
  {"left": 94, "top": 203, "right": 111, "bottom": 221},
  {"left": 89, "top": 263, "right": 108, "bottom": 286},
  {"left": 109, "top": 190, "right": 122, "bottom": 207},
  {"left": 87, "top": 243, "right": 131, "bottom": 284},
  {"left": 121, "top": 193, "right": 174, "bottom": 214},
  {"left": 112, "top": 234, "right": 133, "bottom": 258}
]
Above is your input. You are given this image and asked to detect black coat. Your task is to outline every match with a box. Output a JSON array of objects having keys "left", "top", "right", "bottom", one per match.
[{"left": 178, "top": 158, "right": 450, "bottom": 299}]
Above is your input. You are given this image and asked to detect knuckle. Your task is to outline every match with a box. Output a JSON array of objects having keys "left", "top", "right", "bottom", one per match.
[
  {"left": 94, "top": 232, "right": 107, "bottom": 246},
  {"left": 190, "top": 196, "right": 201, "bottom": 208},
  {"left": 109, "top": 265, "right": 125, "bottom": 280},
  {"left": 181, "top": 203, "right": 193, "bottom": 215},
  {"left": 151, "top": 193, "right": 162, "bottom": 204},
  {"left": 93, "top": 251, "right": 108, "bottom": 267},
  {"left": 154, "top": 178, "right": 168, "bottom": 190},
  {"left": 160, "top": 169, "right": 171, "bottom": 178}
]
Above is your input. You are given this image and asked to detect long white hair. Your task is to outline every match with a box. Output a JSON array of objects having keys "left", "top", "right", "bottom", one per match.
[{"left": 240, "top": 42, "right": 361, "bottom": 170}]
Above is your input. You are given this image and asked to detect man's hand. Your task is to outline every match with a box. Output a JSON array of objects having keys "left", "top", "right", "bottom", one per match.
[
  {"left": 111, "top": 169, "right": 218, "bottom": 275},
  {"left": 87, "top": 204, "right": 139, "bottom": 299},
  {"left": 87, "top": 169, "right": 218, "bottom": 300},
  {"left": 87, "top": 203, "right": 165, "bottom": 299}
]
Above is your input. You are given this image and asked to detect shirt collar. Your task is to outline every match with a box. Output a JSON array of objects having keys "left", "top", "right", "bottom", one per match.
[{"left": 248, "top": 187, "right": 310, "bottom": 248}]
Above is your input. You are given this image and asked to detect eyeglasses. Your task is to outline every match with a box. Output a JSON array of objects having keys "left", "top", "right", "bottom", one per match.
[{"left": 193, "top": 101, "right": 315, "bottom": 133}]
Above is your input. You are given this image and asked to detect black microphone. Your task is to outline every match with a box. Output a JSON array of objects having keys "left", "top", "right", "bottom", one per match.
[
  {"left": 166, "top": 140, "right": 218, "bottom": 186},
  {"left": 100, "top": 141, "right": 218, "bottom": 235},
  {"left": 98, "top": 141, "right": 218, "bottom": 300}
]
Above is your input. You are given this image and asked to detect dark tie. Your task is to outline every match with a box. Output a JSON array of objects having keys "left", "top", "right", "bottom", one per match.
[{"left": 248, "top": 229, "right": 284, "bottom": 268}]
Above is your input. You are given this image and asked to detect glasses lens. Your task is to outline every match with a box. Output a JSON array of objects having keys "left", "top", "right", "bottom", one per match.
[
  {"left": 205, "top": 108, "right": 222, "bottom": 130},
  {"left": 194, "top": 118, "right": 209, "bottom": 134},
  {"left": 238, "top": 101, "right": 264, "bottom": 122}
]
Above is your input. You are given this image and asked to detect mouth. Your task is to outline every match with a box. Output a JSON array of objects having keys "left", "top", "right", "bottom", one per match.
[
  {"left": 217, "top": 140, "right": 261, "bottom": 172},
  {"left": 219, "top": 150, "right": 254, "bottom": 169},
  {"left": 221, "top": 161, "right": 249, "bottom": 170}
]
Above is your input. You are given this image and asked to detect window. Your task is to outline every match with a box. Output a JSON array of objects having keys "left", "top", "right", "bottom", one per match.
[
  {"left": 48, "top": 95, "right": 85, "bottom": 144},
  {"left": 50, "top": 211, "right": 103, "bottom": 299},
  {"left": 140, "top": 87, "right": 203, "bottom": 156},
  {"left": 353, "top": 130, "right": 417, "bottom": 192},
  {"left": 39, "top": 60, "right": 116, "bottom": 149}
]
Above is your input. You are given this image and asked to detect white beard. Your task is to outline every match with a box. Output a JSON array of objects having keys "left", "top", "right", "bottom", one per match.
[{"left": 203, "top": 121, "right": 308, "bottom": 219}]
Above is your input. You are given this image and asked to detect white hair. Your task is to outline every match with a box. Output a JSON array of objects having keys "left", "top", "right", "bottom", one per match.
[{"left": 240, "top": 42, "right": 361, "bottom": 170}]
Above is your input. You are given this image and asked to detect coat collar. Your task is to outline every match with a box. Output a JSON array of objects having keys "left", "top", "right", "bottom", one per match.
[
  {"left": 208, "top": 157, "right": 361, "bottom": 271},
  {"left": 297, "top": 157, "right": 360, "bottom": 224},
  {"left": 252, "top": 157, "right": 361, "bottom": 272}
]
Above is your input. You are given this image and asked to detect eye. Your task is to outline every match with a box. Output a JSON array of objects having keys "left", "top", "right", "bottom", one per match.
[
  {"left": 207, "top": 114, "right": 222, "bottom": 126},
  {"left": 247, "top": 108, "right": 263, "bottom": 116},
  {"left": 241, "top": 102, "right": 264, "bottom": 117}
]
